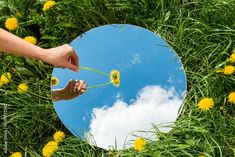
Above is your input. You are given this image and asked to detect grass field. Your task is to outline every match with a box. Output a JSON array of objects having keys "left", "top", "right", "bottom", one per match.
[{"left": 0, "top": 0, "right": 235, "bottom": 156}]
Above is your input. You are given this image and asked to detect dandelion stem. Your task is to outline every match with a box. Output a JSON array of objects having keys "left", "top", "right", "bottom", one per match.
[
  {"left": 79, "top": 66, "right": 110, "bottom": 77},
  {"left": 87, "top": 82, "right": 112, "bottom": 89}
]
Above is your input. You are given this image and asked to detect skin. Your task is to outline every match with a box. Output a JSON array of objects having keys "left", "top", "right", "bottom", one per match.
[
  {"left": 51, "top": 80, "right": 87, "bottom": 101},
  {"left": 0, "top": 28, "right": 79, "bottom": 71}
]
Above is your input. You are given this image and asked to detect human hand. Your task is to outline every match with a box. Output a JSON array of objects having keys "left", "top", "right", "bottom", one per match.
[
  {"left": 41, "top": 44, "right": 79, "bottom": 72},
  {"left": 60, "top": 79, "right": 87, "bottom": 100}
]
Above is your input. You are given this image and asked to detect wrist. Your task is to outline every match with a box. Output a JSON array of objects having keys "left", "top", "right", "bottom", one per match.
[{"left": 36, "top": 48, "right": 48, "bottom": 62}]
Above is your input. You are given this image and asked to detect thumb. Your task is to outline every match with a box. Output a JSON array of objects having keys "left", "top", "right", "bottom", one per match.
[{"left": 65, "top": 62, "right": 78, "bottom": 72}]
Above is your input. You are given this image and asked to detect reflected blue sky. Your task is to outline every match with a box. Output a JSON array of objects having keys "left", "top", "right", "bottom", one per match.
[{"left": 51, "top": 24, "right": 187, "bottom": 149}]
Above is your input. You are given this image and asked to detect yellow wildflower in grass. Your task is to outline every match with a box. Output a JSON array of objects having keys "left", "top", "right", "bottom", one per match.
[
  {"left": 1, "top": 72, "right": 11, "bottom": 84},
  {"left": 51, "top": 76, "right": 59, "bottom": 86},
  {"left": 134, "top": 137, "right": 146, "bottom": 151},
  {"left": 198, "top": 155, "right": 205, "bottom": 157},
  {"left": 42, "top": 141, "right": 58, "bottom": 157},
  {"left": 24, "top": 36, "right": 37, "bottom": 45},
  {"left": 17, "top": 83, "right": 28, "bottom": 94},
  {"left": 110, "top": 70, "right": 120, "bottom": 87},
  {"left": 198, "top": 97, "right": 214, "bottom": 111},
  {"left": 223, "top": 65, "right": 235, "bottom": 75},
  {"left": 228, "top": 92, "right": 235, "bottom": 104},
  {"left": 5, "top": 17, "right": 18, "bottom": 31},
  {"left": 53, "top": 131, "right": 65, "bottom": 143},
  {"left": 43, "top": 1, "right": 56, "bottom": 11},
  {"left": 9, "top": 152, "right": 22, "bottom": 157}
]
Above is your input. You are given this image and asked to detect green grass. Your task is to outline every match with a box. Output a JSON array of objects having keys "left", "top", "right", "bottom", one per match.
[{"left": 0, "top": 0, "right": 235, "bottom": 156}]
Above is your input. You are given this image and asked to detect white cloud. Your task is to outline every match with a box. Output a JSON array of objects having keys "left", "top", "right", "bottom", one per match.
[{"left": 88, "top": 85, "right": 184, "bottom": 149}]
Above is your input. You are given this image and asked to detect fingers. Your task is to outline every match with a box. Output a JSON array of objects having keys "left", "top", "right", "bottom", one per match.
[
  {"left": 73, "top": 80, "right": 86, "bottom": 94},
  {"left": 81, "top": 83, "right": 87, "bottom": 93}
]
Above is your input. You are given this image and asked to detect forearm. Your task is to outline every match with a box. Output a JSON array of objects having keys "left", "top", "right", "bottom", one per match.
[{"left": 0, "top": 28, "right": 46, "bottom": 60}]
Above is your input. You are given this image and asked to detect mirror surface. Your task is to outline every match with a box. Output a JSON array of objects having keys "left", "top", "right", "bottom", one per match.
[{"left": 51, "top": 24, "right": 187, "bottom": 150}]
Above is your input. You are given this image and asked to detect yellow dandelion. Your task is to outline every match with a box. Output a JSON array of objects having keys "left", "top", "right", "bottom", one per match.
[
  {"left": 51, "top": 76, "right": 59, "bottom": 86},
  {"left": 42, "top": 141, "right": 58, "bottom": 157},
  {"left": 198, "top": 155, "right": 205, "bottom": 157},
  {"left": 5, "top": 17, "right": 19, "bottom": 31},
  {"left": 110, "top": 70, "right": 120, "bottom": 87},
  {"left": 24, "top": 36, "right": 37, "bottom": 45},
  {"left": 1, "top": 72, "right": 12, "bottom": 84},
  {"left": 198, "top": 97, "right": 214, "bottom": 111},
  {"left": 228, "top": 92, "right": 235, "bottom": 104},
  {"left": 9, "top": 152, "right": 22, "bottom": 157},
  {"left": 134, "top": 137, "right": 146, "bottom": 151},
  {"left": 53, "top": 131, "right": 65, "bottom": 143},
  {"left": 43, "top": 1, "right": 56, "bottom": 11},
  {"left": 17, "top": 83, "right": 28, "bottom": 94},
  {"left": 223, "top": 65, "right": 234, "bottom": 75}
]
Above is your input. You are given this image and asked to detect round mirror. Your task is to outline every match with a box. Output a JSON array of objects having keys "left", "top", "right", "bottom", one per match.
[{"left": 51, "top": 24, "right": 187, "bottom": 150}]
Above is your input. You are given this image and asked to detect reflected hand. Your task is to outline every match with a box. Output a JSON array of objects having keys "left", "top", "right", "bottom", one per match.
[{"left": 61, "top": 79, "right": 87, "bottom": 100}]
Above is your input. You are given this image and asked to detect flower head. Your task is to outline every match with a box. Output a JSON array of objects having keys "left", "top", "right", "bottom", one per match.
[
  {"left": 1, "top": 72, "right": 11, "bottom": 84},
  {"left": 51, "top": 76, "right": 59, "bottom": 86},
  {"left": 110, "top": 70, "right": 120, "bottom": 87},
  {"left": 223, "top": 65, "right": 234, "bottom": 75},
  {"left": 53, "top": 131, "right": 65, "bottom": 143},
  {"left": 43, "top": 1, "right": 56, "bottom": 11},
  {"left": 10, "top": 152, "right": 22, "bottom": 157},
  {"left": 198, "top": 97, "right": 214, "bottom": 111},
  {"left": 24, "top": 36, "right": 37, "bottom": 45},
  {"left": 198, "top": 155, "right": 205, "bottom": 157},
  {"left": 228, "top": 92, "right": 235, "bottom": 104},
  {"left": 5, "top": 17, "right": 18, "bottom": 31},
  {"left": 42, "top": 141, "right": 58, "bottom": 157},
  {"left": 134, "top": 137, "right": 146, "bottom": 151},
  {"left": 17, "top": 83, "right": 28, "bottom": 94}
]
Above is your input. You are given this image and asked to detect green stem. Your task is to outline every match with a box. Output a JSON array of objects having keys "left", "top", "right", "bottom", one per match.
[
  {"left": 87, "top": 82, "right": 112, "bottom": 89},
  {"left": 79, "top": 66, "right": 110, "bottom": 77}
]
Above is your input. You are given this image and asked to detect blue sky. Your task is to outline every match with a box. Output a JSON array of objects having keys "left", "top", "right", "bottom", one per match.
[{"left": 51, "top": 24, "right": 187, "bottom": 149}]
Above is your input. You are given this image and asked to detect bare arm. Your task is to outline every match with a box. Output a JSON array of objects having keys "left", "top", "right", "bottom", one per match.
[{"left": 0, "top": 28, "right": 79, "bottom": 71}]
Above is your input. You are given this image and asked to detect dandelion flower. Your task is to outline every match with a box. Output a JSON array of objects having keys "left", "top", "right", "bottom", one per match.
[
  {"left": 5, "top": 17, "right": 18, "bottom": 31},
  {"left": 10, "top": 152, "right": 22, "bottom": 157},
  {"left": 51, "top": 76, "right": 59, "bottom": 86},
  {"left": 17, "top": 83, "right": 28, "bottom": 94},
  {"left": 198, "top": 155, "right": 205, "bottom": 157},
  {"left": 198, "top": 97, "right": 214, "bottom": 111},
  {"left": 228, "top": 92, "right": 235, "bottom": 104},
  {"left": 43, "top": 1, "right": 56, "bottom": 11},
  {"left": 134, "top": 137, "right": 146, "bottom": 151},
  {"left": 223, "top": 65, "right": 234, "bottom": 75},
  {"left": 230, "top": 52, "right": 235, "bottom": 62},
  {"left": 1, "top": 72, "right": 11, "bottom": 84},
  {"left": 42, "top": 141, "right": 58, "bottom": 157},
  {"left": 24, "top": 36, "right": 37, "bottom": 45},
  {"left": 53, "top": 131, "right": 65, "bottom": 143},
  {"left": 110, "top": 70, "right": 120, "bottom": 87}
]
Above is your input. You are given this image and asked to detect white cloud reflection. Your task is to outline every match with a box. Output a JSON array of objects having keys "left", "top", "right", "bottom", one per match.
[{"left": 88, "top": 85, "right": 184, "bottom": 149}]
